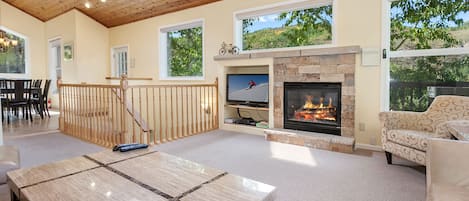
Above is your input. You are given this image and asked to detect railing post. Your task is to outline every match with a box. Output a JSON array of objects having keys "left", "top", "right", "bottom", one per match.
[
  {"left": 120, "top": 74, "right": 128, "bottom": 143},
  {"left": 57, "top": 79, "right": 63, "bottom": 131},
  {"left": 214, "top": 77, "right": 219, "bottom": 129}
]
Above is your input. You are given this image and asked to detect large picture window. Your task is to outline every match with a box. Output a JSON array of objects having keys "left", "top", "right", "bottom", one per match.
[
  {"left": 0, "top": 29, "right": 26, "bottom": 74},
  {"left": 386, "top": 0, "right": 469, "bottom": 111},
  {"left": 160, "top": 20, "right": 203, "bottom": 80},
  {"left": 235, "top": 0, "right": 334, "bottom": 51}
]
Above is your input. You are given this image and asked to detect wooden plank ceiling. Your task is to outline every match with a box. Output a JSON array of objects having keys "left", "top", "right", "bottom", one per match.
[{"left": 3, "top": 0, "right": 220, "bottom": 27}]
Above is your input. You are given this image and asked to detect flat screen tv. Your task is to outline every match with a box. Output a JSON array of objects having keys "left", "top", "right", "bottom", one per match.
[{"left": 227, "top": 74, "right": 269, "bottom": 105}]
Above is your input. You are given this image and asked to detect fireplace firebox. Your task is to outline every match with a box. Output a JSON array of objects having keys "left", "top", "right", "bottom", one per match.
[{"left": 284, "top": 82, "right": 341, "bottom": 135}]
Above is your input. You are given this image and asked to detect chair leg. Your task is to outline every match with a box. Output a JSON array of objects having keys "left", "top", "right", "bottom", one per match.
[
  {"left": 385, "top": 151, "right": 392, "bottom": 165},
  {"left": 7, "top": 107, "right": 10, "bottom": 124},
  {"left": 29, "top": 104, "right": 33, "bottom": 122},
  {"left": 44, "top": 102, "right": 50, "bottom": 118}
]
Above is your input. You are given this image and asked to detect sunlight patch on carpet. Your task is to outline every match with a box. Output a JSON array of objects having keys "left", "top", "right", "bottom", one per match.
[{"left": 269, "top": 142, "right": 317, "bottom": 167}]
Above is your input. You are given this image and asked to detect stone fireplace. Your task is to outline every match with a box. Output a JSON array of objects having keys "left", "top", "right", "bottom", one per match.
[
  {"left": 284, "top": 82, "right": 342, "bottom": 135},
  {"left": 273, "top": 52, "right": 356, "bottom": 138}
]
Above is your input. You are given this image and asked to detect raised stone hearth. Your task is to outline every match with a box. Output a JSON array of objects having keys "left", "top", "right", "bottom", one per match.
[{"left": 264, "top": 128, "right": 355, "bottom": 153}]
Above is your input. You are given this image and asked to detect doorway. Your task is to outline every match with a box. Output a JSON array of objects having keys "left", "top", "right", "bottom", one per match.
[
  {"left": 112, "top": 46, "right": 128, "bottom": 77},
  {"left": 49, "top": 38, "right": 61, "bottom": 94}
]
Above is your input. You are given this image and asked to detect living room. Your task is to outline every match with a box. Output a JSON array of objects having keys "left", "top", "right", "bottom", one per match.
[{"left": 0, "top": 0, "right": 468, "bottom": 200}]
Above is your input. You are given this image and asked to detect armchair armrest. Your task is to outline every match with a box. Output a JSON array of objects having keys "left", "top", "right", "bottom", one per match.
[
  {"left": 427, "top": 139, "right": 469, "bottom": 190},
  {"left": 379, "top": 111, "right": 429, "bottom": 131}
]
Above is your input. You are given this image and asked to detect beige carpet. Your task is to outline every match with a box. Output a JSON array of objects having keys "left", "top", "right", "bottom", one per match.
[
  {"left": 1, "top": 130, "right": 425, "bottom": 201},
  {"left": 155, "top": 130, "right": 426, "bottom": 201}
]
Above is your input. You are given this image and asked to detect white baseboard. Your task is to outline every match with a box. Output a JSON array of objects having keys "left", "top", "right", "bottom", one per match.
[{"left": 355, "top": 143, "right": 383, "bottom": 152}]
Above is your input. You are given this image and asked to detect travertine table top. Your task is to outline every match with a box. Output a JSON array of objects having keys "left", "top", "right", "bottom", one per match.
[
  {"left": 7, "top": 149, "right": 276, "bottom": 201},
  {"left": 7, "top": 156, "right": 98, "bottom": 189},
  {"left": 86, "top": 148, "right": 154, "bottom": 165},
  {"left": 180, "top": 174, "right": 276, "bottom": 201},
  {"left": 110, "top": 152, "right": 225, "bottom": 198},
  {"left": 21, "top": 168, "right": 167, "bottom": 201}
]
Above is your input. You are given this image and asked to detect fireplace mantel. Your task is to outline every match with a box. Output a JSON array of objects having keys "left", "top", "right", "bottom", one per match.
[{"left": 213, "top": 46, "right": 361, "bottom": 61}]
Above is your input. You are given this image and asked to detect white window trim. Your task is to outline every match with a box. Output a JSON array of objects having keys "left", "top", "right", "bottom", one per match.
[
  {"left": 0, "top": 26, "right": 30, "bottom": 78},
  {"left": 390, "top": 48, "right": 469, "bottom": 58},
  {"left": 111, "top": 44, "right": 129, "bottom": 77},
  {"left": 233, "top": 0, "right": 337, "bottom": 53},
  {"left": 159, "top": 19, "right": 205, "bottom": 81},
  {"left": 381, "top": 0, "right": 392, "bottom": 111},
  {"left": 381, "top": 0, "right": 469, "bottom": 111}
]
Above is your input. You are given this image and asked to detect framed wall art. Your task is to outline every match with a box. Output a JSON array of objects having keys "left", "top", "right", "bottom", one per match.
[{"left": 63, "top": 42, "right": 73, "bottom": 61}]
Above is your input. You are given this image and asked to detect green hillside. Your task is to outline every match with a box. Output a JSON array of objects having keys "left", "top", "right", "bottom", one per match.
[{"left": 243, "top": 25, "right": 331, "bottom": 50}]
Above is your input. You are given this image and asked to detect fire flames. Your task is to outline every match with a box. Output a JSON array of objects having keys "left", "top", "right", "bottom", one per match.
[{"left": 294, "top": 95, "right": 337, "bottom": 122}]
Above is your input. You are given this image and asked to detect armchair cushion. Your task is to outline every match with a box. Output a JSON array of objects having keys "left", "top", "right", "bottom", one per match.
[
  {"left": 0, "top": 146, "right": 20, "bottom": 184},
  {"left": 387, "top": 129, "right": 433, "bottom": 151},
  {"left": 428, "top": 183, "right": 469, "bottom": 201},
  {"left": 427, "top": 139, "right": 469, "bottom": 201}
]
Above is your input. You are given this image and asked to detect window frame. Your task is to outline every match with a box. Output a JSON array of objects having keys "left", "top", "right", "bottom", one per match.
[
  {"left": 233, "top": 0, "right": 337, "bottom": 53},
  {"left": 0, "top": 26, "right": 30, "bottom": 77},
  {"left": 159, "top": 19, "right": 205, "bottom": 81},
  {"left": 381, "top": 0, "right": 469, "bottom": 111},
  {"left": 111, "top": 45, "right": 129, "bottom": 77}
]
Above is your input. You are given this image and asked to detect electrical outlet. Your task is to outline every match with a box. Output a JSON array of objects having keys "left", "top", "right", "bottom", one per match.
[
  {"left": 359, "top": 123, "right": 365, "bottom": 131},
  {"left": 370, "top": 137, "right": 377, "bottom": 145}
]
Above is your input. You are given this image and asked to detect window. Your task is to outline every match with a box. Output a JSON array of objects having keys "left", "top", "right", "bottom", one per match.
[
  {"left": 0, "top": 28, "right": 26, "bottom": 74},
  {"left": 235, "top": 0, "right": 334, "bottom": 51},
  {"left": 159, "top": 20, "right": 204, "bottom": 80},
  {"left": 112, "top": 46, "right": 128, "bottom": 77},
  {"left": 385, "top": 0, "right": 469, "bottom": 111}
]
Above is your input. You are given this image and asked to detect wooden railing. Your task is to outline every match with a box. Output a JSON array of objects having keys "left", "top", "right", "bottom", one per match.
[{"left": 58, "top": 76, "right": 219, "bottom": 147}]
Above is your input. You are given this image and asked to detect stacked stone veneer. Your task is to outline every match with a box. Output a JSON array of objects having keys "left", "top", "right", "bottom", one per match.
[{"left": 273, "top": 53, "right": 356, "bottom": 137}]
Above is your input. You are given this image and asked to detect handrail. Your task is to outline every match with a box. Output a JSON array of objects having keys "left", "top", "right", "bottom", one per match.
[
  {"left": 111, "top": 88, "right": 150, "bottom": 132},
  {"left": 105, "top": 76, "right": 153, "bottom": 80}
]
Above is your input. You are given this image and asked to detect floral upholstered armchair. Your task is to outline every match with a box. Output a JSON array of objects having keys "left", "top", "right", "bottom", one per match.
[{"left": 379, "top": 95, "right": 469, "bottom": 166}]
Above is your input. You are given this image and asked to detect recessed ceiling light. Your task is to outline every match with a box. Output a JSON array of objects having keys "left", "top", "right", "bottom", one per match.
[
  {"left": 84, "top": 2, "right": 92, "bottom": 8},
  {"left": 100, "top": 0, "right": 107, "bottom": 2}
]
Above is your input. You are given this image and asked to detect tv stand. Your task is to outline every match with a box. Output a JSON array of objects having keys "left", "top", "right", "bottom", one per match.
[
  {"left": 226, "top": 104, "right": 269, "bottom": 111},
  {"left": 234, "top": 117, "right": 257, "bottom": 126},
  {"left": 218, "top": 62, "right": 272, "bottom": 135},
  {"left": 239, "top": 102, "right": 267, "bottom": 108}
]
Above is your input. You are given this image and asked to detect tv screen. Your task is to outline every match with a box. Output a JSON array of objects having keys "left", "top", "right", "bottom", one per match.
[{"left": 227, "top": 74, "right": 269, "bottom": 104}]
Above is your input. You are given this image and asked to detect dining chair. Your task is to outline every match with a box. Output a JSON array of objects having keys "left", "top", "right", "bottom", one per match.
[
  {"left": 0, "top": 79, "right": 8, "bottom": 122},
  {"left": 32, "top": 79, "right": 42, "bottom": 88},
  {"left": 32, "top": 79, "right": 51, "bottom": 118},
  {"left": 3, "top": 80, "right": 33, "bottom": 123}
]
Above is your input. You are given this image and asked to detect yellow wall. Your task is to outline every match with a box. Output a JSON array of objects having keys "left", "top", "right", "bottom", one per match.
[
  {"left": 336, "top": 0, "right": 383, "bottom": 145},
  {"left": 0, "top": 1, "right": 46, "bottom": 79},
  {"left": 109, "top": 0, "right": 384, "bottom": 146},
  {"left": 45, "top": 10, "right": 109, "bottom": 83},
  {"left": 45, "top": 10, "right": 77, "bottom": 82},
  {"left": 75, "top": 11, "right": 109, "bottom": 83}
]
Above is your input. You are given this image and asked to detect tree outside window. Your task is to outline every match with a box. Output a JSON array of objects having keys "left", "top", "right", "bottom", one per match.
[
  {"left": 166, "top": 26, "right": 203, "bottom": 77},
  {"left": 389, "top": 0, "right": 469, "bottom": 111}
]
